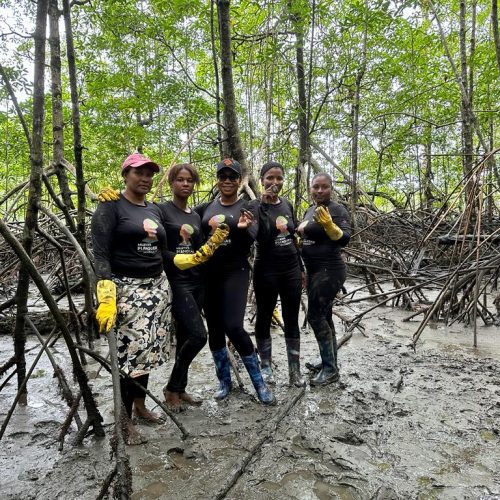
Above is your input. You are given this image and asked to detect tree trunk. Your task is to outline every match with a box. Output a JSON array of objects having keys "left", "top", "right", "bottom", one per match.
[
  {"left": 62, "top": 0, "right": 85, "bottom": 247},
  {"left": 211, "top": 0, "right": 224, "bottom": 158},
  {"left": 491, "top": 0, "right": 500, "bottom": 74},
  {"left": 350, "top": 6, "right": 368, "bottom": 225},
  {"left": 13, "top": 0, "right": 49, "bottom": 405},
  {"left": 49, "top": 0, "right": 75, "bottom": 216},
  {"left": 459, "top": 0, "right": 474, "bottom": 205},
  {"left": 290, "top": 0, "right": 309, "bottom": 211},
  {"left": 216, "top": 1, "right": 246, "bottom": 168},
  {"left": 62, "top": 0, "right": 95, "bottom": 345},
  {"left": 423, "top": 125, "right": 433, "bottom": 211}
]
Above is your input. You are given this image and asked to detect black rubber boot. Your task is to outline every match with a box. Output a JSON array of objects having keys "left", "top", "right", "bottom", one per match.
[
  {"left": 310, "top": 335, "right": 339, "bottom": 386},
  {"left": 241, "top": 352, "right": 276, "bottom": 405},
  {"left": 285, "top": 337, "right": 305, "bottom": 387},
  {"left": 212, "top": 348, "right": 232, "bottom": 400},
  {"left": 256, "top": 337, "right": 275, "bottom": 385}
]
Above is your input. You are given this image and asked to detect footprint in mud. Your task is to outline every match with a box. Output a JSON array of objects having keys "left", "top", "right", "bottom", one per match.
[{"left": 6, "top": 430, "right": 31, "bottom": 439}]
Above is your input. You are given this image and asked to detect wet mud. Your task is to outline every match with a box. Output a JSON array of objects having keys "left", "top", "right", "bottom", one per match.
[{"left": 1, "top": 291, "right": 499, "bottom": 499}]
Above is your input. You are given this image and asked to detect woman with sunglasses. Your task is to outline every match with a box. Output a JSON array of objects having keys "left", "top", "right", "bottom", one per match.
[
  {"left": 195, "top": 158, "right": 275, "bottom": 405},
  {"left": 297, "top": 172, "right": 351, "bottom": 386},
  {"left": 248, "top": 161, "right": 306, "bottom": 387}
]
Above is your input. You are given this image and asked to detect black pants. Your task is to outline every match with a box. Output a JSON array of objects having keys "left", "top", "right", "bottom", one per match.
[
  {"left": 204, "top": 265, "right": 254, "bottom": 356},
  {"left": 254, "top": 263, "right": 302, "bottom": 340},
  {"left": 166, "top": 281, "right": 207, "bottom": 392},
  {"left": 120, "top": 374, "right": 149, "bottom": 417},
  {"left": 306, "top": 266, "right": 346, "bottom": 341}
]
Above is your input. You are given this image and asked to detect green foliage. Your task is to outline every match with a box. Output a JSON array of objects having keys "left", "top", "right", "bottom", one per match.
[{"left": 1, "top": 0, "right": 500, "bottom": 214}]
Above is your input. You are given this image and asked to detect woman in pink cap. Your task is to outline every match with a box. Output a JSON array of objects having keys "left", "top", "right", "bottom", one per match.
[{"left": 92, "top": 153, "right": 228, "bottom": 443}]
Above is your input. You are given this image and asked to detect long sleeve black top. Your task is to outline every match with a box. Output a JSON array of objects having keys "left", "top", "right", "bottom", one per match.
[
  {"left": 157, "top": 200, "right": 204, "bottom": 285},
  {"left": 248, "top": 197, "right": 303, "bottom": 274},
  {"left": 195, "top": 198, "right": 257, "bottom": 271},
  {"left": 298, "top": 200, "right": 351, "bottom": 272},
  {"left": 91, "top": 195, "right": 168, "bottom": 280}
]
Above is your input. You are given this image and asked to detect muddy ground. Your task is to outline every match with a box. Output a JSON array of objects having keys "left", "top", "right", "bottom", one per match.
[{"left": 1, "top": 286, "right": 500, "bottom": 499}]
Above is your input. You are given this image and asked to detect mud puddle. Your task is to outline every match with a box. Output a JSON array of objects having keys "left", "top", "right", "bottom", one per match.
[{"left": 1, "top": 285, "right": 499, "bottom": 499}]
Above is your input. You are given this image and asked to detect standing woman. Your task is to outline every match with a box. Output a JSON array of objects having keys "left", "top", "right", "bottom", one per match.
[
  {"left": 195, "top": 158, "right": 275, "bottom": 405},
  {"left": 297, "top": 172, "right": 351, "bottom": 386},
  {"left": 92, "top": 153, "right": 170, "bottom": 444},
  {"left": 249, "top": 161, "right": 305, "bottom": 387},
  {"left": 93, "top": 155, "right": 228, "bottom": 443},
  {"left": 160, "top": 163, "right": 211, "bottom": 411}
]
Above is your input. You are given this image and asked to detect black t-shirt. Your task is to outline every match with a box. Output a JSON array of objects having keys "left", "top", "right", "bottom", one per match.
[
  {"left": 298, "top": 200, "right": 351, "bottom": 272},
  {"left": 157, "top": 200, "right": 203, "bottom": 284},
  {"left": 91, "top": 195, "right": 168, "bottom": 279},
  {"left": 249, "top": 197, "right": 302, "bottom": 274},
  {"left": 195, "top": 198, "right": 256, "bottom": 270}
]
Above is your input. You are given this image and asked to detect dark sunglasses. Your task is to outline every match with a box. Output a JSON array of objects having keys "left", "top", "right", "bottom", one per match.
[{"left": 217, "top": 172, "right": 240, "bottom": 182}]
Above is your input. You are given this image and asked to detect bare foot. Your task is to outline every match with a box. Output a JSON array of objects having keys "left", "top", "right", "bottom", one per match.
[
  {"left": 125, "top": 421, "right": 147, "bottom": 446},
  {"left": 163, "top": 388, "right": 184, "bottom": 413},
  {"left": 133, "top": 398, "right": 163, "bottom": 423},
  {"left": 179, "top": 392, "right": 202, "bottom": 406}
]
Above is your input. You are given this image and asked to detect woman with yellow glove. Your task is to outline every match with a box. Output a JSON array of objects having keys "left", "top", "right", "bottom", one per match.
[
  {"left": 92, "top": 154, "right": 228, "bottom": 443},
  {"left": 158, "top": 164, "right": 228, "bottom": 412},
  {"left": 297, "top": 172, "right": 351, "bottom": 386},
  {"left": 195, "top": 159, "right": 275, "bottom": 405}
]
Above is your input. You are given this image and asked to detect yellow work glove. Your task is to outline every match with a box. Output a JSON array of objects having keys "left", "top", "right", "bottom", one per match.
[
  {"left": 97, "top": 186, "right": 120, "bottom": 202},
  {"left": 313, "top": 205, "right": 343, "bottom": 241},
  {"left": 96, "top": 280, "right": 117, "bottom": 334},
  {"left": 173, "top": 223, "right": 229, "bottom": 270}
]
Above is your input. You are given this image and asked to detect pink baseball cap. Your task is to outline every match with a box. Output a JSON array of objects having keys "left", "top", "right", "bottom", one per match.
[{"left": 121, "top": 153, "right": 160, "bottom": 172}]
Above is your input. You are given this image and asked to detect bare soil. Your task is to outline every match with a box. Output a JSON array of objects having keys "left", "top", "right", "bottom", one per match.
[{"left": 1, "top": 290, "right": 499, "bottom": 499}]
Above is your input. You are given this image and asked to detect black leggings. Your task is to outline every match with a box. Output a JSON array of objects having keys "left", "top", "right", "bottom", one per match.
[
  {"left": 166, "top": 282, "right": 207, "bottom": 392},
  {"left": 254, "top": 264, "right": 302, "bottom": 340},
  {"left": 306, "top": 266, "right": 346, "bottom": 341},
  {"left": 120, "top": 373, "right": 149, "bottom": 417},
  {"left": 204, "top": 265, "right": 254, "bottom": 356}
]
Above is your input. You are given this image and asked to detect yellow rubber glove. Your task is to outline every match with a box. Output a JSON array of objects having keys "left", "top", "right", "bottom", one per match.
[
  {"left": 313, "top": 205, "right": 343, "bottom": 241},
  {"left": 96, "top": 280, "right": 117, "bottom": 334},
  {"left": 97, "top": 187, "right": 120, "bottom": 202},
  {"left": 173, "top": 223, "right": 229, "bottom": 270}
]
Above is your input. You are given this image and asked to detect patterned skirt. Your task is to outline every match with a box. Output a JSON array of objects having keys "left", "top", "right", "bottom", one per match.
[{"left": 112, "top": 274, "right": 171, "bottom": 377}]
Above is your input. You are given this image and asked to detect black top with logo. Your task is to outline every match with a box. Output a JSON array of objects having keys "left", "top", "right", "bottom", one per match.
[
  {"left": 157, "top": 200, "right": 203, "bottom": 284},
  {"left": 249, "top": 197, "right": 303, "bottom": 274},
  {"left": 195, "top": 198, "right": 257, "bottom": 270},
  {"left": 298, "top": 200, "right": 351, "bottom": 272},
  {"left": 92, "top": 195, "right": 168, "bottom": 279}
]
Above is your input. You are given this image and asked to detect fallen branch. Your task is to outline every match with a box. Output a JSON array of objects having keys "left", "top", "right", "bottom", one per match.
[{"left": 215, "top": 386, "right": 306, "bottom": 499}]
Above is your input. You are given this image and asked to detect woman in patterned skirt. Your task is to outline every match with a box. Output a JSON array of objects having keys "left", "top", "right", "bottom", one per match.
[{"left": 92, "top": 153, "right": 228, "bottom": 443}]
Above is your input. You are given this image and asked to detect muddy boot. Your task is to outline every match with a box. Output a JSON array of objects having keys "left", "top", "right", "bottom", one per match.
[
  {"left": 212, "top": 348, "right": 232, "bottom": 400},
  {"left": 256, "top": 337, "right": 275, "bottom": 385},
  {"left": 241, "top": 352, "right": 276, "bottom": 405},
  {"left": 310, "top": 336, "right": 339, "bottom": 386},
  {"left": 285, "top": 338, "right": 306, "bottom": 387}
]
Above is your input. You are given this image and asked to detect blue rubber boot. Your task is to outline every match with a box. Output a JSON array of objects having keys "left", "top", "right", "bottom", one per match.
[
  {"left": 256, "top": 337, "right": 275, "bottom": 385},
  {"left": 241, "top": 352, "right": 276, "bottom": 405},
  {"left": 212, "top": 348, "right": 232, "bottom": 400}
]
